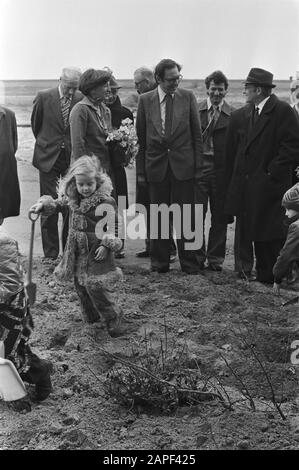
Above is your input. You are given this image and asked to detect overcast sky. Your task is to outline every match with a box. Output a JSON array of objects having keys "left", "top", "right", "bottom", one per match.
[{"left": 0, "top": 0, "right": 298, "bottom": 80}]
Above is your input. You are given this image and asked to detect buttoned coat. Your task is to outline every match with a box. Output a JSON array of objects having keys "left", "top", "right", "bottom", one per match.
[
  {"left": 31, "top": 87, "right": 82, "bottom": 173},
  {"left": 0, "top": 106, "right": 20, "bottom": 219},
  {"left": 198, "top": 99, "right": 234, "bottom": 207},
  {"left": 136, "top": 88, "right": 203, "bottom": 183},
  {"left": 225, "top": 94, "right": 299, "bottom": 241}
]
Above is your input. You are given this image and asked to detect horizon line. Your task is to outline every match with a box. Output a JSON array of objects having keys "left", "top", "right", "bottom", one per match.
[{"left": 1, "top": 77, "right": 293, "bottom": 82}]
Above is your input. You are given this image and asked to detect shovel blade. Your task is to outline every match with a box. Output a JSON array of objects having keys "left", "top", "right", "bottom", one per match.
[
  {"left": 25, "top": 281, "right": 37, "bottom": 306},
  {"left": 0, "top": 358, "right": 27, "bottom": 401}
]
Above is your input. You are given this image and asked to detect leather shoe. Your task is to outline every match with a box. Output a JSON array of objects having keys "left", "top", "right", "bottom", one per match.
[
  {"left": 115, "top": 250, "right": 125, "bottom": 259},
  {"left": 170, "top": 253, "right": 177, "bottom": 263},
  {"left": 206, "top": 263, "right": 222, "bottom": 272},
  {"left": 237, "top": 271, "right": 256, "bottom": 282},
  {"left": 136, "top": 249, "right": 150, "bottom": 258},
  {"left": 151, "top": 266, "right": 169, "bottom": 273}
]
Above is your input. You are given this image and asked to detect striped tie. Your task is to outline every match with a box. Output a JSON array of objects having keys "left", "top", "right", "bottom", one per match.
[{"left": 61, "top": 97, "right": 71, "bottom": 128}]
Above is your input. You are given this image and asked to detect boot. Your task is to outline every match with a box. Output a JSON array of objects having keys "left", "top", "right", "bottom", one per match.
[{"left": 21, "top": 353, "right": 53, "bottom": 401}]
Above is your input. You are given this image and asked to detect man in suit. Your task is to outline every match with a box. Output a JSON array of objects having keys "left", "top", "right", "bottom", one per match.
[
  {"left": 136, "top": 58, "right": 203, "bottom": 274},
  {"left": 225, "top": 68, "right": 299, "bottom": 283},
  {"left": 134, "top": 66, "right": 177, "bottom": 261},
  {"left": 31, "top": 67, "right": 82, "bottom": 259},
  {"left": 197, "top": 70, "right": 234, "bottom": 271}
]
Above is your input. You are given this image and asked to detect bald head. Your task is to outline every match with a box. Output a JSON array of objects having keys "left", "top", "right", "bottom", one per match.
[
  {"left": 60, "top": 66, "right": 82, "bottom": 98},
  {"left": 134, "top": 67, "right": 156, "bottom": 94}
]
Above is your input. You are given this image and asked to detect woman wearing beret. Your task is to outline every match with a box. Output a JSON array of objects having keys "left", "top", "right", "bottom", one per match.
[{"left": 70, "top": 68, "right": 113, "bottom": 174}]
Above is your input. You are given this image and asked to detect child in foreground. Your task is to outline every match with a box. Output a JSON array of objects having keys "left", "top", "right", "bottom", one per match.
[
  {"left": 31, "top": 155, "right": 123, "bottom": 336},
  {"left": 273, "top": 183, "right": 299, "bottom": 295},
  {"left": 0, "top": 221, "right": 53, "bottom": 405}
]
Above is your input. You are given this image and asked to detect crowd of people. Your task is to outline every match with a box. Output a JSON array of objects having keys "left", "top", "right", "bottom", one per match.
[{"left": 1, "top": 59, "right": 299, "bottom": 407}]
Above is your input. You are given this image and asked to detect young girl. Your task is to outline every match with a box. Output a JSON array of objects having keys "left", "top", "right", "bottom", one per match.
[{"left": 31, "top": 155, "right": 123, "bottom": 336}]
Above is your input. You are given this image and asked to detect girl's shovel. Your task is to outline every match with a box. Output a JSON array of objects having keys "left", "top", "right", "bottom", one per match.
[{"left": 24, "top": 210, "right": 40, "bottom": 306}]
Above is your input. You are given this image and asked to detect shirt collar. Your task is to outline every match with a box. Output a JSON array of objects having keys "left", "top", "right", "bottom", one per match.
[
  {"left": 158, "top": 85, "right": 174, "bottom": 103},
  {"left": 58, "top": 84, "right": 71, "bottom": 101},
  {"left": 207, "top": 97, "right": 224, "bottom": 111},
  {"left": 256, "top": 96, "right": 271, "bottom": 114}
]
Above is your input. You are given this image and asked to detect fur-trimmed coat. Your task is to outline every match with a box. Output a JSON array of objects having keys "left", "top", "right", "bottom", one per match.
[{"left": 38, "top": 174, "right": 122, "bottom": 285}]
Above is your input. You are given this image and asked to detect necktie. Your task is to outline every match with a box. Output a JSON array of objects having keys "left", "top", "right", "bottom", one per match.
[
  {"left": 61, "top": 97, "right": 71, "bottom": 128},
  {"left": 202, "top": 105, "right": 220, "bottom": 142},
  {"left": 164, "top": 93, "right": 173, "bottom": 139},
  {"left": 252, "top": 107, "right": 259, "bottom": 126}
]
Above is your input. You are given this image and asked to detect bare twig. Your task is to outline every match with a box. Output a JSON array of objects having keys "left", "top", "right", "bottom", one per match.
[
  {"left": 99, "top": 346, "right": 225, "bottom": 403},
  {"left": 219, "top": 353, "right": 256, "bottom": 411}
]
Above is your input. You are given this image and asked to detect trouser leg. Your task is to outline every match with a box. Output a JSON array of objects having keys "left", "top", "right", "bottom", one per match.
[
  {"left": 255, "top": 239, "right": 285, "bottom": 283},
  {"left": 234, "top": 215, "right": 254, "bottom": 273},
  {"left": 194, "top": 178, "right": 209, "bottom": 265},
  {"left": 207, "top": 174, "right": 227, "bottom": 266},
  {"left": 148, "top": 172, "right": 171, "bottom": 270},
  {"left": 171, "top": 171, "right": 203, "bottom": 272},
  {"left": 74, "top": 277, "right": 102, "bottom": 323}
]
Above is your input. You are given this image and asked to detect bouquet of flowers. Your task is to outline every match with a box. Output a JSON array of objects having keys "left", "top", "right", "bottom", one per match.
[{"left": 106, "top": 118, "right": 139, "bottom": 168}]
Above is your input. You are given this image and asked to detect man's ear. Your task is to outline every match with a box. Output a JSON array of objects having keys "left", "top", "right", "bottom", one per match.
[{"left": 256, "top": 86, "right": 262, "bottom": 96}]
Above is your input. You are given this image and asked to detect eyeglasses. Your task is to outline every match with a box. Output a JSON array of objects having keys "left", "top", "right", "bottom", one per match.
[{"left": 163, "top": 74, "right": 183, "bottom": 83}]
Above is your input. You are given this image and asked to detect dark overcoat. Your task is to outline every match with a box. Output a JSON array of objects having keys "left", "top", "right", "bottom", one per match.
[
  {"left": 198, "top": 99, "right": 234, "bottom": 211},
  {"left": 225, "top": 94, "right": 299, "bottom": 241},
  {"left": 0, "top": 106, "right": 20, "bottom": 219},
  {"left": 31, "top": 87, "right": 82, "bottom": 173},
  {"left": 107, "top": 96, "right": 134, "bottom": 209}
]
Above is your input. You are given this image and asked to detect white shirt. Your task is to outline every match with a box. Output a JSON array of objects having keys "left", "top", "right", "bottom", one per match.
[
  {"left": 157, "top": 85, "right": 174, "bottom": 134},
  {"left": 255, "top": 96, "right": 271, "bottom": 115}
]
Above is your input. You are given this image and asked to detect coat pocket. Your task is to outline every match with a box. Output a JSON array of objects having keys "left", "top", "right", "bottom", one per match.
[{"left": 36, "top": 138, "right": 48, "bottom": 149}]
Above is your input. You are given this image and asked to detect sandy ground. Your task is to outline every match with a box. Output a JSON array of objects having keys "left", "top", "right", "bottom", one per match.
[{"left": 1, "top": 159, "right": 299, "bottom": 451}]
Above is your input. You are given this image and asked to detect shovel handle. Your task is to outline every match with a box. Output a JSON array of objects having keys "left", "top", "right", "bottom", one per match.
[{"left": 27, "top": 210, "right": 40, "bottom": 282}]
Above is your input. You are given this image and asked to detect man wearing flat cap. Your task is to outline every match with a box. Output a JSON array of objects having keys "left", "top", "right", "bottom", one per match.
[
  {"left": 31, "top": 67, "right": 82, "bottom": 260},
  {"left": 225, "top": 67, "right": 299, "bottom": 284}
]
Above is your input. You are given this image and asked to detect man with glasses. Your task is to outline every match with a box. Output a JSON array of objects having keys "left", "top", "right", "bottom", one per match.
[
  {"left": 136, "top": 58, "right": 203, "bottom": 274},
  {"left": 134, "top": 67, "right": 156, "bottom": 96},
  {"left": 133, "top": 66, "right": 177, "bottom": 261},
  {"left": 225, "top": 67, "right": 299, "bottom": 284}
]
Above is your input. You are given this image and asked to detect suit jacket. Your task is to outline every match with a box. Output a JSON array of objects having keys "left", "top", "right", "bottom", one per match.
[
  {"left": 225, "top": 94, "right": 299, "bottom": 241},
  {"left": 136, "top": 88, "right": 203, "bottom": 183},
  {"left": 31, "top": 87, "right": 82, "bottom": 173},
  {"left": 0, "top": 106, "right": 20, "bottom": 219}
]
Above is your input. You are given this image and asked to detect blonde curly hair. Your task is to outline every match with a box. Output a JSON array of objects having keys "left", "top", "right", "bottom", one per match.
[{"left": 57, "top": 155, "right": 108, "bottom": 202}]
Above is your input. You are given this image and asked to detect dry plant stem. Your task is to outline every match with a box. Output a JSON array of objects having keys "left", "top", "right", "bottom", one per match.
[
  {"left": 219, "top": 353, "right": 256, "bottom": 411},
  {"left": 98, "top": 346, "right": 226, "bottom": 404},
  {"left": 243, "top": 342, "right": 286, "bottom": 420}
]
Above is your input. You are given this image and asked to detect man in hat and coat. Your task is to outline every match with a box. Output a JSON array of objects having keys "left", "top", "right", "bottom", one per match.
[
  {"left": 0, "top": 105, "right": 20, "bottom": 222},
  {"left": 31, "top": 67, "right": 82, "bottom": 260},
  {"left": 225, "top": 67, "right": 299, "bottom": 283}
]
